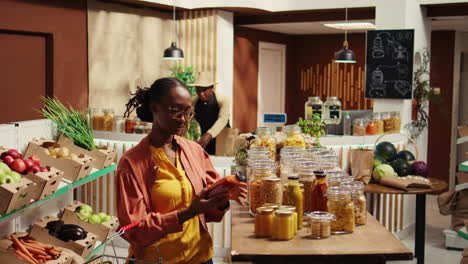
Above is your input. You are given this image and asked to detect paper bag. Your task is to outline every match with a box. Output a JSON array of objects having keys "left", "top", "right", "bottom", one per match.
[
  {"left": 350, "top": 149, "right": 374, "bottom": 184},
  {"left": 215, "top": 127, "right": 239, "bottom": 156}
]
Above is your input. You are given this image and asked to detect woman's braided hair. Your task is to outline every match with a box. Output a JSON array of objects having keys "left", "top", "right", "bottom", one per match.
[{"left": 124, "top": 78, "right": 188, "bottom": 122}]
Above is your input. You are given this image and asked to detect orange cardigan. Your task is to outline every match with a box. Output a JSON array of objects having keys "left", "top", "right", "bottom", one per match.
[{"left": 115, "top": 135, "right": 228, "bottom": 259}]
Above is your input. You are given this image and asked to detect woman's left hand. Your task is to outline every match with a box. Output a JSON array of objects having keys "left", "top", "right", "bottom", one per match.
[{"left": 228, "top": 182, "right": 248, "bottom": 206}]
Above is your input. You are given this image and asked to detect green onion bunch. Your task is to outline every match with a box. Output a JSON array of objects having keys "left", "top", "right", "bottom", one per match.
[{"left": 41, "top": 97, "right": 96, "bottom": 151}]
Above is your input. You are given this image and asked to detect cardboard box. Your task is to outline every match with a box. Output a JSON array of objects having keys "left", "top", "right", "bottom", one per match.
[
  {"left": 458, "top": 172, "right": 468, "bottom": 185},
  {"left": 24, "top": 138, "right": 94, "bottom": 182},
  {"left": 0, "top": 178, "right": 36, "bottom": 215},
  {"left": 0, "top": 232, "right": 73, "bottom": 264},
  {"left": 24, "top": 167, "right": 64, "bottom": 200},
  {"left": 458, "top": 126, "right": 468, "bottom": 138},
  {"left": 30, "top": 216, "right": 97, "bottom": 257},
  {"left": 61, "top": 201, "right": 119, "bottom": 242},
  {"left": 57, "top": 136, "right": 116, "bottom": 170}
]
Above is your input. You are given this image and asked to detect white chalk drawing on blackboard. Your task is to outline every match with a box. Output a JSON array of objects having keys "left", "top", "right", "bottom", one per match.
[
  {"left": 371, "top": 32, "right": 409, "bottom": 62},
  {"left": 368, "top": 63, "right": 411, "bottom": 98}
]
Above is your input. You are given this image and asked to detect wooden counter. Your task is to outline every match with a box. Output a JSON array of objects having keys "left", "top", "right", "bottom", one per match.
[{"left": 231, "top": 204, "right": 412, "bottom": 263}]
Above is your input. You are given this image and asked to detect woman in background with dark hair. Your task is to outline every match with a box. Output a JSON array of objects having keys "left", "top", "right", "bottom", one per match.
[{"left": 116, "top": 78, "right": 246, "bottom": 264}]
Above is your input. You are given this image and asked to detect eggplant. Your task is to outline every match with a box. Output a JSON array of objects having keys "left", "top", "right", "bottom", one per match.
[{"left": 45, "top": 220, "right": 87, "bottom": 242}]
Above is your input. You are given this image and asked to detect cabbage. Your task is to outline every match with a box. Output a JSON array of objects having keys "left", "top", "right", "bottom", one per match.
[
  {"left": 373, "top": 164, "right": 397, "bottom": 182},
  {"left": 411, "top": 161, "right": 428, "bottom": 177}
]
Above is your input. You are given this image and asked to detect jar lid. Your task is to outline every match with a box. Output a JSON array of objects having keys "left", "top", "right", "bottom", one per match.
[
  {"left": 288, "top": 175, "right": 300, "bottom": 180},
  {"left": 308, "top": 211, "right": 336, "bottom": 221},
  {"left": 263, "top": 203, "right": 280, "bottom": 210},
  {"left": 257, "top": 207, "right": 274, "bottom": 214},
  {"left": 327, "top": 186, "right": 351, "bottom": 196},
  {"left": 262, "top": 176, "right": 280, "bottom": 182},
  {"left": 278, "top": 205, "right": 296, "bottom": 211},
  {"left": 275, "top": 209, "right": 293, "bottom": 216},
  {"left": 340, "top": 181, "right": 365, "bottom": 191}
]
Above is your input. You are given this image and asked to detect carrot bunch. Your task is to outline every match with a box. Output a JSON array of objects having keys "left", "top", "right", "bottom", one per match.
[{"left": 9, "top": 234, "right": 62, "bottom": 264}]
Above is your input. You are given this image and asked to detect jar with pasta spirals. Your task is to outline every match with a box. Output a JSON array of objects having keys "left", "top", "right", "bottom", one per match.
[
  {"left": 283, "top": 125, "right": 305, "bottom": 149},
  {"left": 327, "top": 187, "right": 355, "bottom": 234},
  {"left": 249, "top": 161, "right": 275, "bottom": 216},
  {"left": 254, "top": 127, "right": 276, "bottom": 159},
  {"left": 341, "top": 181, "right": 367, "bottom": 225}
]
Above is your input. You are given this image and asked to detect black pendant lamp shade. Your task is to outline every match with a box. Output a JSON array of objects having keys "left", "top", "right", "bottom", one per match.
[
  {"left": 334, "top": 41, "right": 356, "bottom": 63},
  {"left": 163, "top": 42, "right": 184, "bottom": 60}
]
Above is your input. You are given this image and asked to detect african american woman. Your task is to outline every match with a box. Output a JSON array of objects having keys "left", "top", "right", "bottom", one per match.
[{"left": 116, "top": 78, "right": 247, "bottom": 264}]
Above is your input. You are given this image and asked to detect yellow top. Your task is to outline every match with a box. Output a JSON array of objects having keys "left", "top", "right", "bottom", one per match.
[{"left": 131, "top": 146, "right": 213, "bottom": 264}]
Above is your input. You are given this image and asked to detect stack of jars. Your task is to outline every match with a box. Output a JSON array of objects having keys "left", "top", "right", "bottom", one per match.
[
  {"left": 283, "top": 125, "right": 305, "bottom": 149},
  {"left": 341, "top": 181, "right": 367, "bottom": 225},
  {"left": 90, "top": 108, "right": 115, "bottom": 131},
  {"left": 279, "top": 147, "right": 302, "bottom": 183},
  {"left": 314, "top": 150, "right": 339, "bottom": 171},
  {"left": 255, "top": 205, "right": 300, "bottom": 240},
  {"left": 254, "top": 127, "right": 277, "bottom": 160},
  {"left": 352, "top": 111, "right": 400, "bottom": 136},
  {"left": 294, "top": 159, "right": 319, "bottom": 213}
]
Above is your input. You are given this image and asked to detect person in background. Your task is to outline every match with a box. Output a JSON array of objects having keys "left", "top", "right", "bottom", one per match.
[
  {"left": 117, "top": 77, "right": 246, "bottom": 264},
  {"left": 191, "top": 72, "right": 230, "bottom": 155}
]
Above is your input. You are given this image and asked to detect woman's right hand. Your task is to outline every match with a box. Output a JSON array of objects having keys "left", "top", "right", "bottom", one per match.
[{"left": 178, "top": 188, "right": 229, "bottom": 224}]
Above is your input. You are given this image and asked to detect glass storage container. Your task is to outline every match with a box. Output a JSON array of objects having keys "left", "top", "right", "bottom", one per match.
[
  {"left": 103, "top": 109, "right": 114, "bottom": 131},
  {"left": 254, "top": 127, "right": 276, "bottom": 159},
  {"left": 285, "top": 176, "right": 304, "bottom": 230},
  {"left": 327, "top": 187, "right": 355, "bottom": 234},
  {"left": 323, "top": 97, "right": 342, "bottom": 125},
  {"left": 341, "top": 181, "right": 367, "bottom": 225},
  {"left": 272, "top": 210, "right": 295, "bottom": 240},
  {"left": 373, "top": 112, "right": 384, "bottom": 134},
  {"left": 328, "top": 175, "right": 353, "bottom": 187},
  {"left": 125, "top": 118, "right": 137, "bottom": 133},
  {"left": 278, "top": 206, "right": 297, "bottom": 235},
  {"left": 296, "top": 164, "right": 316, "bottom": 213},
  {"left": 382, "top": 112, "right": 393, "bottom": 133},
  {"left": 311, "top": 171, "right": 328, "bottom": 212},
  {"left": 308, "top": 211, "right": 335, "bottom": 239},
  {"left": 301, "top": 146, "right": 327, "bottom": 160},
  {"left": 113, "top": 116, "right": 125, "bottom": 133},
  {"left": 353, "top": 119, "right": 367, "bottom": 136},
  {"left": 366, "top": 119, "right": 378, "bottom": 135},
  {"left": 255, "top": 207, "right": 274, "bottom": 237},
  {"left": 305, "top": 96, "right": 323, "bottom": 120},
  {"left": 262, "top": 177, "right": 282, "bottom": 206},
  {"left": 391, "top": 111, "right": 401, "bottom": 133},
  {"left": 90, "top": 108, "right": 104, "bottom": 131},
  {"left": 283, "top": 125, "right": 305, "bottom": 149},
  {"left": 249, "top": 162, "right": 275, "bottom": 215}
]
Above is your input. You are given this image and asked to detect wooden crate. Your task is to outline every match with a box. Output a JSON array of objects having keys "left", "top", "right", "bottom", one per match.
[
  {"left": 24, "top": 138, "right": 94, "bottom": 182},
  {"left": 61, "top": 201, "right": 119, "bottom": 242},
  {"left": 0, "top": 178, "right": 36, "bottom": 215},
  {"left": 30, "top": 216, "right": 97, "bottom": 257}
]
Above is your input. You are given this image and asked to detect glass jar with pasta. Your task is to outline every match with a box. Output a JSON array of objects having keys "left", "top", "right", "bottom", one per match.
[
  {"left": 327, "top": 187, "right": 355, "bottom": 234},
  {"left": 391, "top": 111, "right": 401, "bottom": 133},
  {"left": 283, "top": 125, "right": 305, "bottom": 149},
  {"left": 262, "top": 177, "right": 282, "bottom": 206},
  {"left": 341, "top": 181, "right": 367, "bottom": 225},
  {"left": 382, "top": 112, "right": 393, "bottom": 133},
  {"left": 254, "top": 127, "right": 277, "bottom": 159},
  {"left": 328, "top": 175, "right": 353, "bottom": 188},
  {"left": 249, "top": 161, "right": 275, "bottom": 216},
  {"left": 295, "top": 160, "right": 318, "bottom": 213},
  {"left": 373, "top": 112, "right": 384, "bottom": 134},
  {"left": 308, "top": 211, "right": 335, "bottom": 239}
]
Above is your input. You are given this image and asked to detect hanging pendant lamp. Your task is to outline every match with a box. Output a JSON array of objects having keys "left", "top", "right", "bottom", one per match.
[
  {"left": 163, "top": 3, "right": 184, "bottom": 60},
  {"left": 334, "top": 8, "right": 356, "bottom": 63}
]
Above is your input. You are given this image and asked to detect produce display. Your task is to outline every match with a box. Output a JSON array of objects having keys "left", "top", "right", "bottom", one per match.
[
  {"left": 75, "top": 204, "right": 112, "bottom": 224},
  {"left": 1, "top": 149, "right": 49, "bottom": 175},
  {"left": 0, "top": 162, "right": 22, "bottom": 184},
  {"left": 390, "top": 159, "right": 412, "bottom": 176},
  {"left": 374, "top": 141, "right": 397, "bottom": 162},
  {"left": 6, "top": 234, "right": 63, "bottom": 264},
  {"left": 372, "top": 164, "right": 397, "bottom": 182},
  {"left": 46, "top": 220, "right": 87, "bottom": 242},
  {"left": 44, "top": 146, "right": 79, "bottom": 160}
]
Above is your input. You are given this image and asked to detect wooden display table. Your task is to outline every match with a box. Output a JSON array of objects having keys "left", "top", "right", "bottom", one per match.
[
  {"left": 231, "top": 204, "right": 412, "bottom": 264},
  {"left": 365, "top": 178, "right": 448, "bottom": 264}
]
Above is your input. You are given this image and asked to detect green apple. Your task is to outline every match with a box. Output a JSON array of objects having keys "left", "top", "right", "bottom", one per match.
[
  {"left": 0, "top": 162, "right": 11, "bottom": 174},
  {"left": 79, "top": 204, "right": 93, "bottom": 213},
  {"left": 9, "top": 171, "right": 22, "bottom": 184},
  {"left": 97, "top": 212, "right": 108, "bottom": 221},
  {"left": 77, "top": 210, "right": 92, "bottom": 221},
  {"left": 88, "top": 214, "right": 101, "bottom": 224},
  {"left": 0, "top": 174, "right": 15, "bottom": 185},
  {"left": 101, "top": 215, "right": 112, "bottom": 223}
]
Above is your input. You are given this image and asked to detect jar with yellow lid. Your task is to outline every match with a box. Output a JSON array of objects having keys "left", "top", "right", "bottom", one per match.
[
  {"left": 391, "top": 111, "right": 401, "bottom": 133},
  {"left": 308, "top": 211, "right": 335, "bottom": 239},
  {"left": 341, "top": 181, "right": 367, "bottom": 225},
  {"left": 262, "top": 177, "right": 282, "bottom": 206},
  {"left": 286, "top": 176, "right": 304, "bottom": 230},
  {"left": 254, "top": 127, "right": 276, "bottom": 159},
  {"left": 283, "top": 125, "right": 305, "bottom": 149},
  {"left": 272, "top": 210, "right": 295, "bottom": 240},
  {"left": 255, "top": 207, "right": 275, "bottom": 237},
  {"left": 327, "top": 187, "right": 355, "bottom": 234}
]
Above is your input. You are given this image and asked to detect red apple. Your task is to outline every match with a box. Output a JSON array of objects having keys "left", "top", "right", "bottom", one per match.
[
  {"left": 11, "top": 159, "right": 26, "bottom": 173},
  {"left": 29, "top": 155, "right": 41, "bottom": 166},
  {"left": 7, "top": 149, "right": 22, "bottom": 160},
  {"left": 39, "top": 167, "right": 49, "bottom": 172},
  {"left": 23, "top": 159, "right": 35, "bottom": 169},
  {"left": 3, "top": 155, "right": 14, "bottom": 166},
  {"left": 29, "top": 165, "right": 41, "bottom": 174}
]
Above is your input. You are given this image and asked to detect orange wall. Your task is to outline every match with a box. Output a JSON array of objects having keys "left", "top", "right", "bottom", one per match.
[{"left": 0, "top": 0, "right": 88, "bottom": 123}]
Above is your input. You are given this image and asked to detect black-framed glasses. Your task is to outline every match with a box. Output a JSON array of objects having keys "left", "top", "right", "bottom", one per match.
[{"left": 168, "top": 107, "right": 195, "bottom": 120}]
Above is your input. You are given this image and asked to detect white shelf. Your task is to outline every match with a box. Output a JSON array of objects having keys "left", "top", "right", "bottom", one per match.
[
  {"left": 457, "top": 136, "right": 468, "bottom": 145},
  {"left": 455, "top": 182, "right": 468, "bottom": 192},
  {"left": 444, "top": 229, "right": 468, "bottom": 249}
]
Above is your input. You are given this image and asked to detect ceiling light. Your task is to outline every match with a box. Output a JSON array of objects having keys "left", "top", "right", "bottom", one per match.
[
  {"left": 324, "top": 22, "right": 375, "bottom": 30},
  {"left": 334, "top": 8, "right": 357, "bottom": 63},
  {"left": 163, "top": 2, "right": 184, "bottom": 60}
]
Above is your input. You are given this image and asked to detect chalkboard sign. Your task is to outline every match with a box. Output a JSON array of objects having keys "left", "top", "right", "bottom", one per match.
[{"left": 365, "top": 29, "right": 414, "bottom": 99}]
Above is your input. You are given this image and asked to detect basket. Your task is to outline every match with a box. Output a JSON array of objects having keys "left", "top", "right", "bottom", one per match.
[{"left": 374, "top": 132, "right": 419, "bottom": 162}]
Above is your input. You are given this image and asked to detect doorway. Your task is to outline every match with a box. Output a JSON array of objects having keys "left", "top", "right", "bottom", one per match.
[{"left": 257, "top": 41, "right": 286, "bottom": 127}]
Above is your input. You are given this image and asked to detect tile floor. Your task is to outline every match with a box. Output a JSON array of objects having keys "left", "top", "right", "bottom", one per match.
[{"left": 106, "top": 195, "right": 464, "bottom": 264}]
